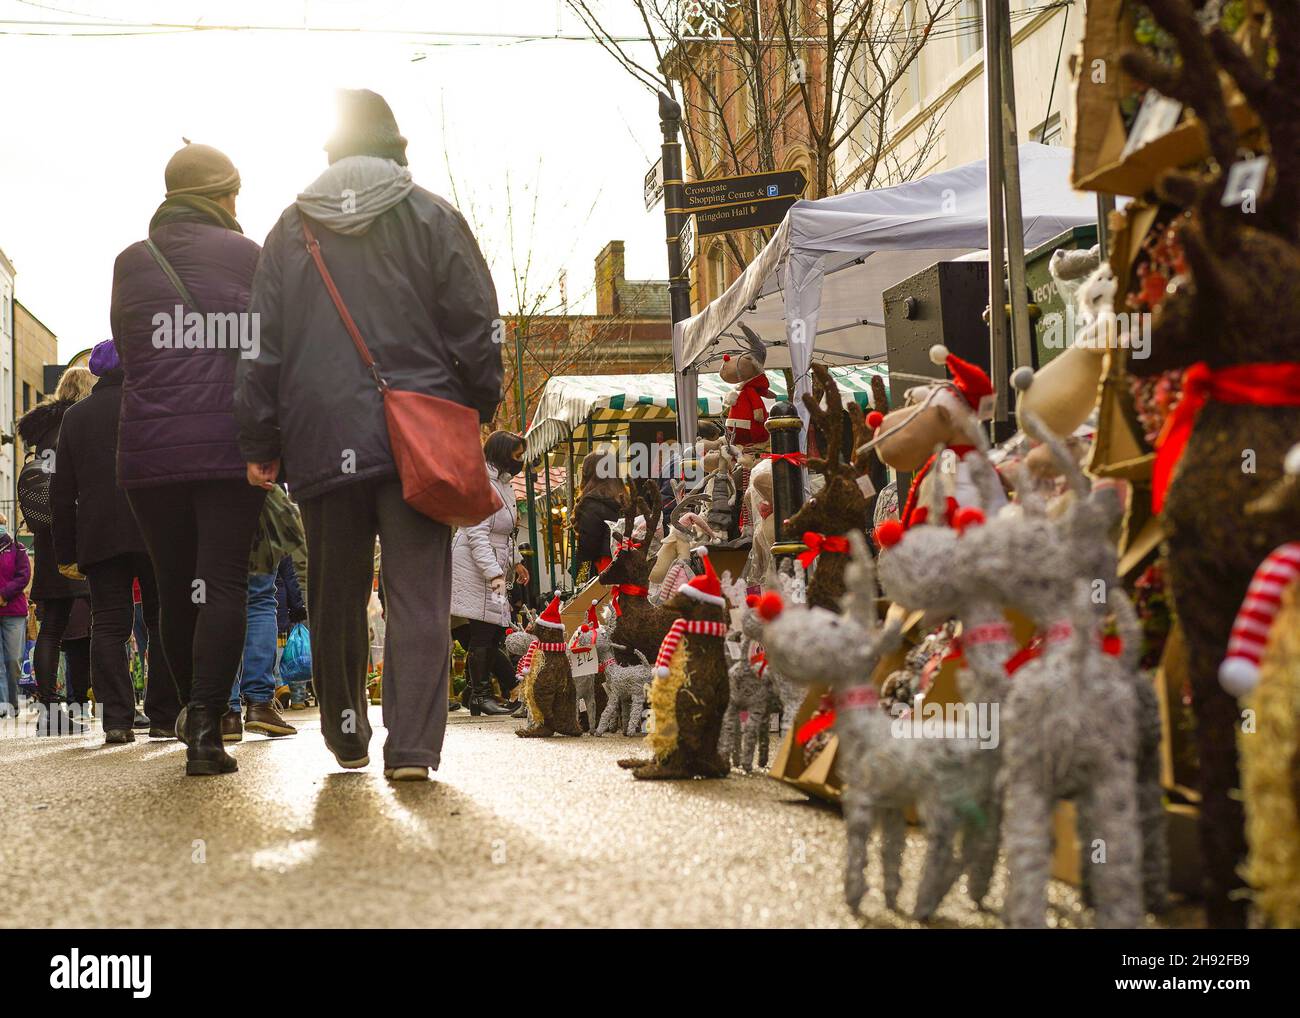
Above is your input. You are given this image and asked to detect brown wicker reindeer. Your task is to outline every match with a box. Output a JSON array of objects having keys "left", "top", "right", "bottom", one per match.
[
  {"left": 598, "top": 483, "right": 677, "bottom": 680},
  {"left": 1118, "top": 0, "right": 1300, "bottom": 926},
  {"left": 515, "top": 594, "right": 582, "bottom": 739},
  {"left": 617, "top": 550, "right": 733, "bottom": 780},
  {"left": 786, "top": 364, "right": 873, "bottom": 612}
]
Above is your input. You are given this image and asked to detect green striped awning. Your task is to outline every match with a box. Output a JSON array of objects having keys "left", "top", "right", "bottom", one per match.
[{"left": 524, "top": 364, "right": 887, "bottom": 461}]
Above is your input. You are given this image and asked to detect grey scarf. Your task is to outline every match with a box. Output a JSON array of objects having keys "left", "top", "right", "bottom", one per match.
[{"left": 295, "top": 155, "right": 414, "bottom": 236}]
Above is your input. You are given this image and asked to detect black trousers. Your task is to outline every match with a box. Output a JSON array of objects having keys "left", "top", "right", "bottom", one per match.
[
  {"left": 127, "top": 480, "right": 266, "bottom": 711},
  {"left": 63, "top": 637, "right": 90, "bottom": 709},
  {"left": 453, "top": 620, "right": 515, "bottom": 698},
  {"left": 34, "top": 598, "right": 79, "bottom": 705},
  {"left": 85, "top": 552, "right": 180, "bottom": 731}
]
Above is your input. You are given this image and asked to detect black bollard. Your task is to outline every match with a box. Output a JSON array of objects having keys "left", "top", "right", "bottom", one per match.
[{"left": 766, "top": 400, "right": 806, "bottom": 560}]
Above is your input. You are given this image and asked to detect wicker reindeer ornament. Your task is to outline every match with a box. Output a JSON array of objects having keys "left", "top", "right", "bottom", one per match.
[
  {"left": 787, "top": 364, "right": 873, "bottom": 612},
  {"left": 617, "top": 550, "right": 732, "bottom": 780},
  {"left": 1117, "top": 0, "right": 1300, "bottom": 925},
  {"left": 759, "top": 532, "right": 1004, "bottom": 921},
  {"left": 515, "top": 594, "right": 582, "bottom": 738}
]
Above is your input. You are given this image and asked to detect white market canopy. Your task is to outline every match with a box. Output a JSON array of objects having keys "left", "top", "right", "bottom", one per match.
[
  {"left": 524, "top": 364, "right": 887, "bottom": 462},
  {"left": 672, "top": 144, "right": 1097, "bottom": 440}
]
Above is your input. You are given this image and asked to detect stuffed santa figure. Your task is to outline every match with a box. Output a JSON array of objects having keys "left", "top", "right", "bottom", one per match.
[
  {"left": 721, "top": 324, "right": 771, "bottom": 447},
  {"left": 869, "top": 344, "right": 1007, "bottom": 529}
]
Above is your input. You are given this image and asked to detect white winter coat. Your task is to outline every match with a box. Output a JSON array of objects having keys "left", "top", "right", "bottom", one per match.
[{"left": 450, "top": 470, "right": 520, "bottom": 626}]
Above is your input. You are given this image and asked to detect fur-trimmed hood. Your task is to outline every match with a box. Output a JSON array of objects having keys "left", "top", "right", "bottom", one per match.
[{"left": 17, "top": 398, "right": 74, "bottom": 448}]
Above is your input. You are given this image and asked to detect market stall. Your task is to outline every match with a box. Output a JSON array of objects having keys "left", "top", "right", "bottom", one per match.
[{"left": 671, "top": 143, "right": 1097, "bottom": 446}]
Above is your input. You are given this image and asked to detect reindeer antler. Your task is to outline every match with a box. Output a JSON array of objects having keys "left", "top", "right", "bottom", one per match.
[{"left": 802, "top": 363, "right": 845, "bottom": 476}]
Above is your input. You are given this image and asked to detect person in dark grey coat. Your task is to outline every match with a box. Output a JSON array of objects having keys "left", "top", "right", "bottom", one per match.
[
  {"left": 51, "top": 340, "right": 179, "bottom": 742},
  {"left": 17, "top": 371, "right": 93, "bottom": 736},
  {"left": 235, "top": 89, "right": 502, "bottom": 781}
]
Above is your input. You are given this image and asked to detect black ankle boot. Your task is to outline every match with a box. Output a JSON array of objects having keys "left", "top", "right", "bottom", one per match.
[
  {"left": 184, "top": 703, "right": 238, "bottom": 776},
  {"left": 467, "top": 649, "right": 511, "bottom": 717}
]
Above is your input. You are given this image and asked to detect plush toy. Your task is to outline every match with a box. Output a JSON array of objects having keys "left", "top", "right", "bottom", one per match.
[
  {"left": 787, "top": 364, "right": 873, "bottom": 612},
  {"left": 1015, "top": 249, "right": 1113, "bottom": 438},
  {"left": 515, "top": 594, "right": 582, "bottom": 738},
  {"left": 721, "top": 323, "right": 771, "bottom": 448},
  {"left": 741, "top": 457, "right": 776, "bottom": 582},
  {"left": 865, "top": 345, "right": 1006, "bottom": 529},
  {"left": 618, "top": 550, "right": 732, "bottom": 780},
  {"left": 1119, "top": 0, "right": 1300, "bottom": 927},
  {"left": 648, "top": 510, "right": 712, "bottom": 594}
]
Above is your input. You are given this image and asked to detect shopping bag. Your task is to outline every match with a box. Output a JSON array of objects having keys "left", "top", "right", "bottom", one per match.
[{"left": 280, "top": 622, "right": 313, "bottom": 682}]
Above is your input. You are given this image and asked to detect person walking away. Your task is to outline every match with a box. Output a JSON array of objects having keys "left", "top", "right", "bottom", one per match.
[
  {"left": 235, "top": 89, "right": 502, "bottom": 782},
  {"left": 0, "top": 514, "right": 31, "bottom": 719},
  {"left": 274, "top": 555, "right": 310, "bottom": 708},
  {"left": 451, "top": 432, "right": 527, "bottom": 716},
  {"left": 18, "top": 368, "right": 94, "bottom": 736},
  {"left": 111, "top": 140, "right": 265, "bottom": 774},
  {"left": 50, "top": 340, "right": 181, "bottom": 744},
  {"left": 225, "top": 484, "right": 302, "bottom": 740}
]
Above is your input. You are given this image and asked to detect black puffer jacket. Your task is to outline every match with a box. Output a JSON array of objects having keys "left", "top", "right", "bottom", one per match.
[
  {"left": 234, "top": 184, "right": 502, "bottom": 502},
  {"left": 51, "top": 371, "right": 148, "bottom": 571},
  {"left": 17, "top": 400, "right": 91, "bottom": 601}
]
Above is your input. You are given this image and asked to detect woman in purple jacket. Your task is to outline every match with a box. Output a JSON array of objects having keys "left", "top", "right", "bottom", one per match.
[
  {"left": 0, "top": 513, "right": 31, "bottom": 719},
  {"left": 111, "top": 141, "right": 266, "bottom": 775}
]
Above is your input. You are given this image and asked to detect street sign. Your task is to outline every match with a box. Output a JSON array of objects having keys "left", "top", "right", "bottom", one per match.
[
  {"left": 679, "top": 215, "right": 695, "bottom": 268},
  {"left": 644, "top": 158, "right": 664, "bottom": 211},
  {"left": 693, "top": 195, "right": 799, "bottom": 237},
  {"left": 677, "top": 168, "right": 806, "bottom": 213}
]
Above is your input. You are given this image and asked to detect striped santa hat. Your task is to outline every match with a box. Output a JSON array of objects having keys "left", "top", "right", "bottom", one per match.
[{"left": 1219, "top": 542, "right": 1300, "bottom": 697}]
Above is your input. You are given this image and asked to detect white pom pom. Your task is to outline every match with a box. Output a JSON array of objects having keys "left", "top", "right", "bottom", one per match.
[
  {"left": 653, "top": 665, "right": 670, "bottom": 678},
  {"left": 1219, "top": 657, "right": 1260, "bottom": 698},
  {"left": 928, "top": 344, "right": 950, "bottom": 366},
  {"left": 1010, "top": 366, "right": 1036, "bottom": 393}
]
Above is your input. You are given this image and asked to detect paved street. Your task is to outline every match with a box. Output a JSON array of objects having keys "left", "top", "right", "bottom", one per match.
[{"left": 1, "top": 707, "right": 1201, "bottom": 928}]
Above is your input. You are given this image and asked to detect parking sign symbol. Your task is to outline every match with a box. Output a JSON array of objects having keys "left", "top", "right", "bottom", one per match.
[{"left": 767, "top": 184, "right": 779, "bottom": 197}]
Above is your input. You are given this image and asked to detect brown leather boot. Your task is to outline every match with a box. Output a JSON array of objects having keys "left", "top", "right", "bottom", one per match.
[
  {"left": 221, "top": 710, "right": 244, "bottom": 743},
  {"left": 244, "top": 700, "right": 297, "bottom": 737}
]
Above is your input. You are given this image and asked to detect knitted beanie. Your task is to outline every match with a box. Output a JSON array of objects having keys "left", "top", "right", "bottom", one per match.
[
  {"left": 325, "top": 89, "right": 409, "bottom": 166},
  {"left": 164, "top": 139, "right": 241, "bottom": 198}
]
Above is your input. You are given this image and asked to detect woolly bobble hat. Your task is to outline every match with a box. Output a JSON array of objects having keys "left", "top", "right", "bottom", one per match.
[
  {"left": 537, "top": 593, "right": 564, "bottom": 629},
  {"left": 325, "top": 89, "right": 409, "bottom": 166},
  {"left": 164, "top": 139, "right": 241, "bottom": 198},
  {"left": 929, "top": 344, "right": 994, "bottom": 414},
  {"left": 584, "top": 601, "right": 599, "bottom": 630},
  {"left": 679, "top": 548, "right": 726, "bottom": 607},
  {"left": 89, "top": 339, "right": 120, "bottom": 377}
]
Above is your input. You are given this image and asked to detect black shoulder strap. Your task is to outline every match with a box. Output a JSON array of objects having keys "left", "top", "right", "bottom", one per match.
[{"left": 144, "top": 238, "right": 204, "bottom": 315}]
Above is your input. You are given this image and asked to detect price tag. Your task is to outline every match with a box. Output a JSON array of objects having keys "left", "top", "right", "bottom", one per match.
[
  {"left": 1121, "top": 91, "right": 1183, "bottom": 158},
  {"left": 1221, "top": 155, "right": 1269, "bottom": 208}
]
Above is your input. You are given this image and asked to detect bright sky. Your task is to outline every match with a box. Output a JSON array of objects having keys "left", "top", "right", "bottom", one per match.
[{"left": 0, "top": 0, "right": 667, "bottom": 361}]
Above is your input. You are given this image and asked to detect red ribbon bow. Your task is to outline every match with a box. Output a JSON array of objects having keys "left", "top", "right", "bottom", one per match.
[
  {"left": 1153, "top": 362, "right": 1300, "bottom": 515},
  {"left": 798, "top": 531, "right": 850, "bottom": 568},
  {"left": 610, "top": 583, "right": 648, "bottom": 616},
  {"left": 764, "top": 451, "right": 807, "bottom": 467}
]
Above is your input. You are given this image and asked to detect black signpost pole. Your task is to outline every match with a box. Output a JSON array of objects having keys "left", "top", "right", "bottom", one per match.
[{"left": 658, "top": 91, "right": 696, "bottom": 452}]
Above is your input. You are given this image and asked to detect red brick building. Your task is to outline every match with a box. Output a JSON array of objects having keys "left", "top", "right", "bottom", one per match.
[{"left": 499, "top": 240, "right": 672, "bottom": 431}]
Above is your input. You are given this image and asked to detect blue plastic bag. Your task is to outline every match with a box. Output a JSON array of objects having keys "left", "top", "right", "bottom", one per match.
[{"left": 280, "top": 622, "right": 313, "bottom": 682}]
